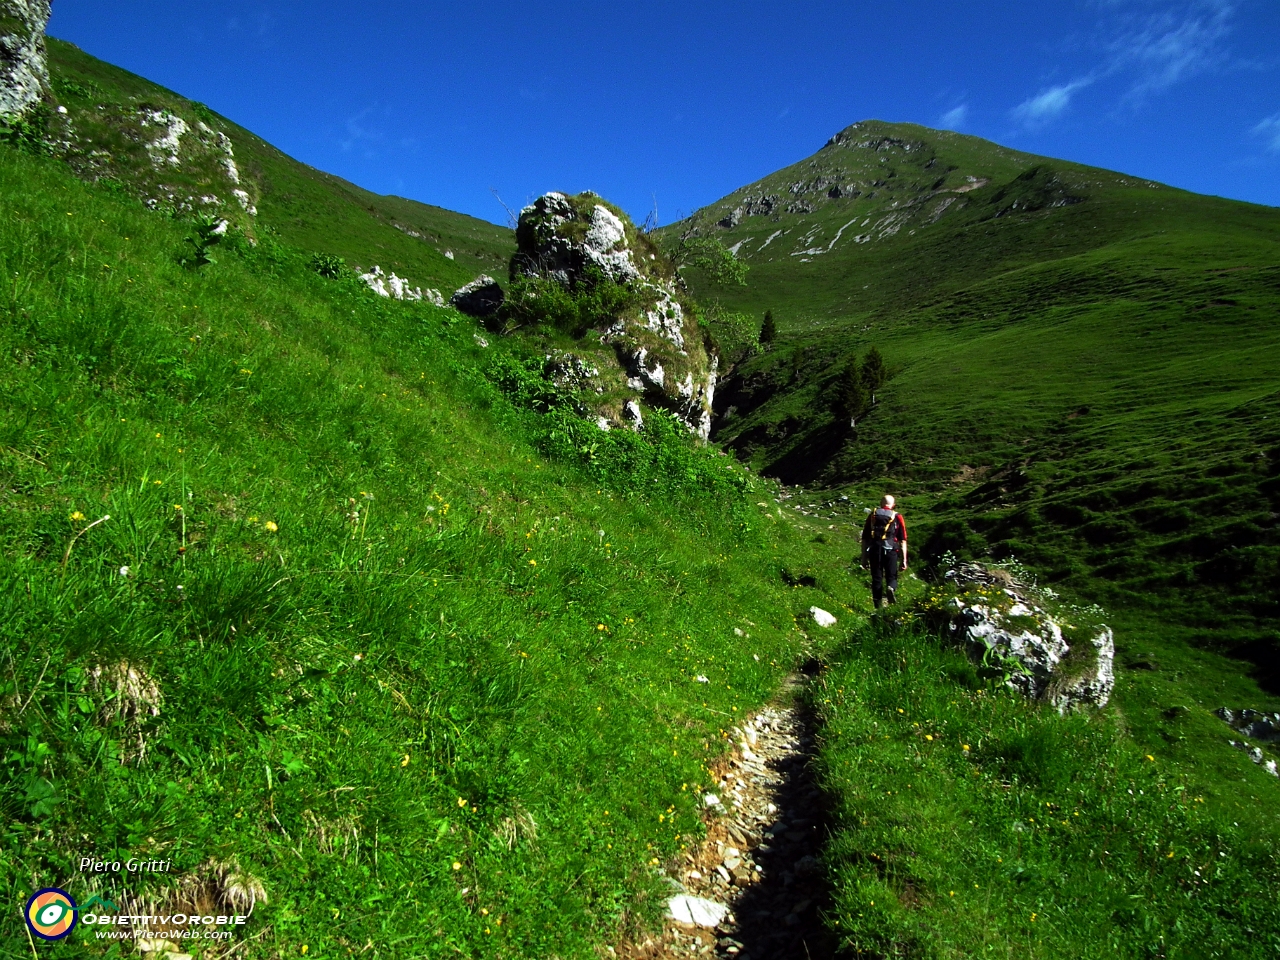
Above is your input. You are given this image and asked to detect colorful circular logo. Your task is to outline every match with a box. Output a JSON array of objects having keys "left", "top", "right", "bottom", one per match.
[{"left": 25, "top": 887, "right": 78, "bottom": 941}]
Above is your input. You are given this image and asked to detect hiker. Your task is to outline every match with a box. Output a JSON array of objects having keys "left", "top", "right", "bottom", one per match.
[{"left": 861, "top": 494, "right": 907, "bottom": 608}]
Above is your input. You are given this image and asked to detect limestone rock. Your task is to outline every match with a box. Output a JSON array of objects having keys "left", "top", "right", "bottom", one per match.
[
  {"left": 0, "top": 0, "right": 51, "bottom": 118},
  {"left": 360, "top": 265, "right": 427, "bottom": 302},
  {"left": 513, "top": 192, "right": 639, "bottom": 284},
  {"left": 450, "top": 275, "right": 504, "bottom": 316},
  {"left": 622, "top": 399, "right": 643, "bottom": 430},
  {"left": 665, "top": 894, "right": 728, "bottom": 929},
  {"left": 509, "top": 192, "right": 717, "bottom": 439},
  {"left": 1217, "top": 708, "right": 1280, "bottom": 744},
  {"left": 809, "top": 606, "right": 837, "bottom": 628},
  {"left": 940, "top": 562, "right": 1115, "bottom": 712},
  {"left": 545, "top": 352, "right": 602, "bottom": 394}
]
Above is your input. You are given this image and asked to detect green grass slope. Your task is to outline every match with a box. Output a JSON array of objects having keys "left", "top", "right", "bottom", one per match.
[
  {"left": 0, "top": 137, "right": 867, "bottom": 957},
  {"left": 45, "top": 38, "right": 514, "bottom": 290},
  {"left": 665, "top": 120, "right": 1280, "bottom": 667}
]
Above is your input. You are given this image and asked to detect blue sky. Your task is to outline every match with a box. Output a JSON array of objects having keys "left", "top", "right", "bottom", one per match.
[{"left": 50, "top": 1, "right": 1280, "bottom": 226}]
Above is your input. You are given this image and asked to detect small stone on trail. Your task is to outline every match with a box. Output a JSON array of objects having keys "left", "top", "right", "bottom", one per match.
[
  {"left": 704, "top": 793, "right": 722, "bottom": 807},
  {"left": 809, "top": 606, "right": 837, "bottom": 628},
  {"left": 666, "top": 894, "right": 728, "bottom": 929}
]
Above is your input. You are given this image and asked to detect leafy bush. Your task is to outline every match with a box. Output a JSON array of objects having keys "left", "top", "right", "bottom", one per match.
[
  {"left": 309, "top": 251, "right": 348, "bottom": 278},
  {"left": 0, "top": 104, "right": 50, "bottom": 155},
  {"left": 703, "top": 305, "right": 760, "bottom": 367},
  {"left": 179, "top": 214, "right": 226, "bottom": 268},
  {"left": 499, "top": 266, "right": 637, "bottom": 336},
  {"left": 661, "top": 234, "right": 749, "bottom": 287}
]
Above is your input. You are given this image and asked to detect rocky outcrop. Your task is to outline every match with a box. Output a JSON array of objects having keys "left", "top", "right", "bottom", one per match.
[
  {"left": 0, "top": 0, "right": 51, "bottom": 118},
  {"left": 1218, "top": 708, "right": 1280, "bottom": 776},
  {"left": 512, "top": 192, "right": 639, "bottom": 285},
  {"left": 359, "top": 265, "right": 429, "bottom": 302},
  {"left": 544, "top": 352, "right": 602, "bottom": 395},
  {"left": 450, "top": 275, "right": 504, "bottom": 316},
  {"left": 510, "top": 192, "right": 717, "bottom": 439},
  {"left": 938, "top": 562, "right": 1115, "bottom": 713},
  {"left": 1217, "top": 708, "right": 1280, "bottom": 743}
]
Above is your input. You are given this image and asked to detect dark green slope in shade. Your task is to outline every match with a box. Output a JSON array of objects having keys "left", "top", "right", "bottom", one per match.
[
  {"left": 666, "top": 120, "right": 1280, "bottom": 664},
  {"left": 46, "top": 38, "right": 515, "bottom": 287}
]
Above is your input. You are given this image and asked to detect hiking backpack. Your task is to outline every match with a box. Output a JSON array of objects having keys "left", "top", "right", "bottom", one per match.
[{"left": 869, "top": 508, "right": 900, "bottom": 552}]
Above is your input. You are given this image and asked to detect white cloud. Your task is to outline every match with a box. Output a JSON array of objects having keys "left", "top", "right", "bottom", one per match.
[
  {"left": 1010, "top": 2, "right": 1238, "bottom": 126},
  {"left": 939, "top": 105, "right": 968, "bottom": 130},
  {"left": 1254, "top": 113, "right": 1280, "bottom": 153},
  {"left": 1112, "top": 1, "right": 1233, "bottom": 101},
  {"left": 1012, "top": 78, "right": 1093, "bottom": 126}
]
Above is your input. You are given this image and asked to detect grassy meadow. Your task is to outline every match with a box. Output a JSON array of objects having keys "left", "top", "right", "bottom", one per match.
[{"left": 0, "top": 141, "right": 867, "bottom": 956}]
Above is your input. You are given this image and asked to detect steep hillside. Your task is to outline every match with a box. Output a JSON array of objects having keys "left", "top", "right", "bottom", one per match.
[
  {"left": 0, "top": 128, "right": 860, "bottom": 958},
  {"left": 43, "top": 38, "right": 514, "bottom": 289},
  {"left": 665, "top": 121, "right": 1280, "bottom": 666}
]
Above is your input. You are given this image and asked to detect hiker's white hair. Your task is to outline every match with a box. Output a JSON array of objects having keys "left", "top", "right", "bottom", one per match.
[{"left": 881, "top": 494, "right": 895, "bottom": 508}]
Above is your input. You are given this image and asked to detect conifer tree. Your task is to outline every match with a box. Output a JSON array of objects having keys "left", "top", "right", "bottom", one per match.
[
  {"left": 832, "top": 356, "right": 867, "bottom": 425},
  {"left": 759, "top": 309, "right": 777, "bottom": 346},
  {"left": 860, "top": 346, "right": 886, "bottom": 400}
]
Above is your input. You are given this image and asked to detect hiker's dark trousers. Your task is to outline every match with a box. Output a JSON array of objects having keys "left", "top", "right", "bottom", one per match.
[{"left": 869, "top": 547, "right": 900, "bottom": 606}]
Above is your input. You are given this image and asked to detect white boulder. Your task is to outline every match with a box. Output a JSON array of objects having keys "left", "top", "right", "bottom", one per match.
[
  {"left": 942, "top": 562, "right": 1115, "bottom": 712},
  {"left": 810, "top": 606, "right": 837, "bottom": 628},
  {"left": 665, "top": 894, "right": 729, "bottom": 929}
]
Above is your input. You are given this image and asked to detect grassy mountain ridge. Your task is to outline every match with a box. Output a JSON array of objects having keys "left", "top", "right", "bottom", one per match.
[
  {"left": 665, "top": 120, "right": 1280, "bottom": 666},
  {"left": 45, "top": 37, "right": 514, "bottom": 288}
]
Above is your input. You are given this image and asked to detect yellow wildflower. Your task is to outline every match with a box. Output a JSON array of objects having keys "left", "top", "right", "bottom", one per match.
[
  {"left": 264, "top": 521, "right": 278, "bottom": 532},
  {"left": 401, "top": 755, "right": 410, "bottom": 767},
  {"left": 69, "top": 511, "right": 86, "bottom": 522}
]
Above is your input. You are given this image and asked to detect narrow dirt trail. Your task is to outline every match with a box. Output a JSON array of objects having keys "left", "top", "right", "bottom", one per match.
[{"left": 617, "top": 670, "right": 837, "bottom": 960}]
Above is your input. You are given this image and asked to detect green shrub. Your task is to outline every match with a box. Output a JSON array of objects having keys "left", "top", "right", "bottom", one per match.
[
  {"left": 308, "top": 251, "right": 348, "bottom": 278},
  {"left": 499, "top": 267, "right": 638, "bottom": 336}
]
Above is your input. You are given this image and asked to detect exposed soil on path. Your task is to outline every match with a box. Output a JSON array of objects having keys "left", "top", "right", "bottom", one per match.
[{"left": 616, "top": 670, "right": 838, "bottom": 960}]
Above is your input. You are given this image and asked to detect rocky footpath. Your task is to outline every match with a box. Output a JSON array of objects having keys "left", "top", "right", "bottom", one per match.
[
  {"left": 936, "top": 562, "right": 1115, "bottom": 713},
  {"left": 616, "top": 676, "right": 835, "bottom": 960}
]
